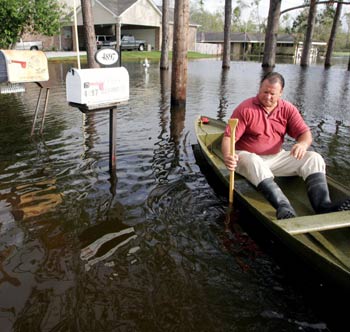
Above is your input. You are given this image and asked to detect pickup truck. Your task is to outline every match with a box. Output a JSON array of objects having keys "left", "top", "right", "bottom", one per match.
[
  {"left": 121, "top": 35, "right": 146, "bottom": 51},
  {"left": 96, "top": 35, "right": 117, "bottom": 49},
  {"left": 14, "top": 39, "right": 43, "bottom": 50}
]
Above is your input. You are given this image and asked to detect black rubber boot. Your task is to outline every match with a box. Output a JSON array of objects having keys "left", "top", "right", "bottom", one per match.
[
  {"left": 257, "top": 178, "right": 297, "bottom": 220},
  {"left": 306, "top": 172, "right": 350, "bottom": 213}
]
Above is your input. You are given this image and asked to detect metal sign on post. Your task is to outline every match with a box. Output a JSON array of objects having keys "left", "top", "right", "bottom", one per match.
[{"left": 95, "top": 48, "right": 119, "bottom": 67}]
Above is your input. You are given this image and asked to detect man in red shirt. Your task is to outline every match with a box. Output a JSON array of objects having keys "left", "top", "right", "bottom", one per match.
[{"left": 222, "top": 71, "right": 350, "bottom": 219}]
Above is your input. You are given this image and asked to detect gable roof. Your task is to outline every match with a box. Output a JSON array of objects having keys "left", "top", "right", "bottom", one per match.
[
  {"left": 97, "top": 0, "right": 139, "bottom": 16},
  {"left": 97, "top": 0, "right": 162, "bottom": 17}
]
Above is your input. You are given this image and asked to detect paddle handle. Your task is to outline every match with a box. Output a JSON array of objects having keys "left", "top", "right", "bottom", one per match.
[{"left": 229, "top": 118, "right": 239, "bottom": 204}]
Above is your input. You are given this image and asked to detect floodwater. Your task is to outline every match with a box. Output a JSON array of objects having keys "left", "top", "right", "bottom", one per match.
[{"left": 0, "top": 57, "right": 350, "bottom": 332}]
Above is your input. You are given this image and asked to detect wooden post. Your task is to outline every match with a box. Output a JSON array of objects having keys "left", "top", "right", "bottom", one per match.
[
  {"left": 109, "top": 107, "right": 117, "bottom": 195},
  {"left": 109, "top": 107, "right": 117, "bottom": 170},
  {"left": 171, "top": 0, "right": 189, "bottom": 106}
]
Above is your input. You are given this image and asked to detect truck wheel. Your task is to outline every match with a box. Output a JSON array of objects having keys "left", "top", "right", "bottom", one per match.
[
  {"left": 138, "top": 44, "right": 144, "bottom": 51},
  {"left": 30, "top": 46, "right": 39, "bottom": 50}
]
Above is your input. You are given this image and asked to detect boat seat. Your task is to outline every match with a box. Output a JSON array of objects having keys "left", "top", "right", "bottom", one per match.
[{"left": 275, "top": 211, "right": 350, "bottom": 235}]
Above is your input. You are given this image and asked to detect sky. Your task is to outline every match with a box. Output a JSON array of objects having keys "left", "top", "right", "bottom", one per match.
[
  {"left": 198, "top": 0, "right": 304, "bottom": 18},
  {"left": 153, "top": 0, "right": 304, "bottom": 18},
  {"left": 153, "top": 0, "right": 350, "bottom": 31}
]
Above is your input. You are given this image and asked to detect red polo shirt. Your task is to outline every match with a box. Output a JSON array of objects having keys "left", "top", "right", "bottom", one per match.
[{"left": 224, "top": 96, "right": 310, "bottom": 155}]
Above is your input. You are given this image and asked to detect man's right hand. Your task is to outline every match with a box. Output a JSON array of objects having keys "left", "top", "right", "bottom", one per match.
[{"left": 223, "top": 153, "right": 239, "bottom": 172}]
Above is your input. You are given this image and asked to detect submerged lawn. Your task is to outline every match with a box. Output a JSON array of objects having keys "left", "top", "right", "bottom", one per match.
[{"left": 48, "top": 50, "right": 218, "bottom": 62}]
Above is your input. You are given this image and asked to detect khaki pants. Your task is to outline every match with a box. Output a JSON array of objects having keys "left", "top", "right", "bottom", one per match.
[{"left": 236, "top": 149, "right": 326, "bottom": 187}]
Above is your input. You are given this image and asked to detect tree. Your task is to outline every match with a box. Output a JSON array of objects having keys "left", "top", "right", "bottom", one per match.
[
  {"left": 171, "top": 0, "right": 190, "bottom": 106},
  {"left": 222, "top": 0, "right": 232, "bottom": 69},
  {"left": 300, "top": 0, "right": 317, "bottom": 66},
  {"left": 160, "top": 0, "right": 170, "bottom": 70},
  {"left": 0, "top": 0, "right": 65, "bottom": 48},
  {"left": 81, "top": 0, "right": 98, "bottom": 68},
  {"left": 232, "top": 6, "right": 243, "bottom": 29},
  {"left": 314, "top": 3, "right": 335, "bottom": 40},
  {"left": 291, "top": 3, "right": 335, "bottom": 41},
  {"left": 291, "top": 8, "right": 309, "bottom": 36},
  {"left": 190, "top": 5, "right": 224, "bottom": 32},
  {"left": 262, "top": 0, "right": 282, "bottom": 68},
  {"left": 280, "top": 13, "right": 292, "bottom": 33},
  {"left": 325, "top": 0, "right": 343, "bottom": 67}
]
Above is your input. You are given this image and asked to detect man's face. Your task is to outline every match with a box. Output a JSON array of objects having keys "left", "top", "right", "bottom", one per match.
[{"left": 258, "top": 80, "right": 283, "bottom": 109}]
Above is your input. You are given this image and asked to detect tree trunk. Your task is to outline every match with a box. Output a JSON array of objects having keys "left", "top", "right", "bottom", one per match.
[
  {"left": 300, "top": 0, "right": 317, "bottom": 67},
  {"left": 222, "top": 0, "right": 232, "bottom": 69},
  {"left": 325, "top": 0, "right": 343, "bottom": 68},
  {"left": 160, "top": 0, "right": 169, "bottom": 70},
  {"left": 348, "top": 55, "right": 350, "bottom": 71},
  {"left": 81, "top": 0, "right": 99, "bottom": 68},
  {"left": 171, "top": 0, "right": 189, "bottom": 106},
  {"left": 262, "top": 0, "right": 282, "bottom": 68}
]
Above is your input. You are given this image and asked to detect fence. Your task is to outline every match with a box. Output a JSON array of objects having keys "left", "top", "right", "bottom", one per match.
[{"left": 194, "top": 43, "right": 223, "bottom": 55}]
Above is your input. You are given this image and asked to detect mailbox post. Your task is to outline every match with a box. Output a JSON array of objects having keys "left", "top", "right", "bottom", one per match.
[{"left": 66, "top": 48, "right": 129, "bottom": 179}]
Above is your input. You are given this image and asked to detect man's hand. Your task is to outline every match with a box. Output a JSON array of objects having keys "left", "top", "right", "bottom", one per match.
[
  {"left": 290, "top": 142, "right": 308, "bottom": 160},
  {"left": 224, "top": 153, "right": 239, "bottom": 171}
]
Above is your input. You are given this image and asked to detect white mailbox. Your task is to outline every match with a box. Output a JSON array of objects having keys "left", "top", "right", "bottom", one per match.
[{"left": 66, "top": 67, "right": 129, "bottom": 108}]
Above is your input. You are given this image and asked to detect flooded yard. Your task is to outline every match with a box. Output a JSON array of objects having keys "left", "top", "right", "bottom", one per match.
[{"left": 0, "top": 57, "right": 350, "bottom": 331}]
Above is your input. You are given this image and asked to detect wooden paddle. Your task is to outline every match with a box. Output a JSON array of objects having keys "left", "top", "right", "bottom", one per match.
[
  {"left": 225, "top": 118, "right": 239, "bottom": 233},
  {"left": 228, "top": 118, "right": 239, "bottom": 204}
]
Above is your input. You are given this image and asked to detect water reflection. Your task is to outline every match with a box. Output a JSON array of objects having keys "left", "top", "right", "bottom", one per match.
[
  {"left": 339, "top": 71, "right": 350, "bottom": 114},
  {"left": 292, "top": 66, "right": 307, "bottom": 112},
  {"left": 217, "top": 69, "right": 229, "bottom": 120},
  {"left": 2, "top": 179, "right": 63, "bottom": 221},
  {"left": 79, "top": 202, "right": 137, "bottom": 271}
]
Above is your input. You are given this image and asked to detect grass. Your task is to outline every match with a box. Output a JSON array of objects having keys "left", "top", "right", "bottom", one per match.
[
  {"left": 47, "top": 50, "right": 217, "bottom": 62},
  {"left": 332, "top": 51, "right": 350, "bottom": 57}
]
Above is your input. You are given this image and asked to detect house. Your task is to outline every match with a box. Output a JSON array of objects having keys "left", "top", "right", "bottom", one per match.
[
  {"left": 197, "top": 32, "right": 296, "bottom": 57},
  {"left": 197, "top": 32, "right": 327, "bottom": 59},
  {"left": 59, "top": 0, "right": 199, "bottom": 52}
]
